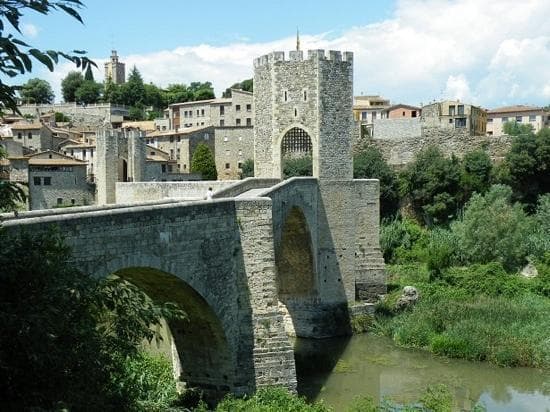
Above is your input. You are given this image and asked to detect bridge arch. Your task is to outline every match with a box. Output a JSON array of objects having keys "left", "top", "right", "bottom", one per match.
[
  {"left": 275, "top": 206, "right": 316, "bottom": 299},
  {"left": 275, "top": 124, "right": 317, "bottom": 179},
  {"left": 113, "top": 267, "right": 234, "bottom": 402}
]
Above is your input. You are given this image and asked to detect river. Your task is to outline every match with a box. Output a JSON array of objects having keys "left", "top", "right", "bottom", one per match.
[{"left": 295, "top": 334, "right": 550, "bottom": 411}]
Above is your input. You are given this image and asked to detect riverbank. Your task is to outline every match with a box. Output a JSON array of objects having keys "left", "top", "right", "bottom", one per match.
[{"left": 374, "top": 264, "right": 550, "bottom": 368}]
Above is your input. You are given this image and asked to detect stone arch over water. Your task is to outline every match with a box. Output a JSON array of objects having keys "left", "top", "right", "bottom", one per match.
[
  {"left": 275, "top": 206, "right": 316, "bottom": 299},
  {"left": 114, "top": 267, "right": 233, "bottom": 402}
]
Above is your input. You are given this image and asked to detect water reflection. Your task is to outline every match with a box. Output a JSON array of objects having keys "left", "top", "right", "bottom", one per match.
[{"left": 295, "top": 334, "right": 550, "bottom": 411}]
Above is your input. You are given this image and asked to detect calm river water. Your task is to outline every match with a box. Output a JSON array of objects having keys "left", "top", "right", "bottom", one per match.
[{"left": 295, "top": 334, "right": 550, "bottom": 411}]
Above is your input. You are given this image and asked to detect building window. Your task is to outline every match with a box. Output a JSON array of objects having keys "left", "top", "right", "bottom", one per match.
[
  {"left": 220, "top": 105, "right": 225, "bottom": 116},
  {"left": 449, "top": 105, "right": 456, "bottom": 116},
  {"left": 238, "top": 162, "right": 243, "bottom": 169},
  {"left": 225, "top": 162, "right": 230, "bottom": 169},
  {"left": 177, "top": 136, "right": 181, "bottom": 142},
  {"left": 455, "top": 117, "right": 466, "bottom": 128},
  {"left": 220, "top": 119, "right": 225, "bottom": 127},
  {"left": 502, "top": 117, "right": 508, "bottom": 123},
  {"left": 236, "top": 118, "right": 241, "bottom": 126},
  {"left": 189, "top": 110, "right": 192, "bottom": 118},
  {"left": 196, "top": 109, "right": 200, "bottom": 116},
  {"left": 238, "top": 149, "right": 242, "bottom": 156},
  {"left": 170, "top": 136, "right": 174, "bottom": 143},
  {"left": 168, "top": 165, "right": 173, "bottom": 173},
  {"left": 246, "top": 104, "right": 251, "bottom": 112},
  {"left": 83, "top": 149, "right": 86, "bottom": 159},
  {"left": 457, "top": 105, "right": 464, "bottom": 115},
  {"left": 28, "top": 132, "right": 32, "bottom": 139},
  {"left": 33, "top": 176, "right": 41, "bottom": 185},
  {"left": 528, "top": 115, "right": 536, "bottom": 122},
  {"left": 183, "top": 164, "right": 187, "bottom": 170},
  {"left": 294, "top": 108, "right": 298, "bottom": 117},
  {"left": 161, "top": 164, "right": 166, "bottom": 173},
  {"left": 57, "top": 198, "right": 62, "bottom": 205},
  {"left": 284, "top": 91, "right": 288, "bottom": 102},
  {"left": 402, "top": 111, "right": 406, "bottom": 116},
  {"left": 201, "top": 109, "right": 205, "bottom": 116},
  {"left": 449, "top": 119, "right": 453, "bottom": 124},
  {"left": 487, "top": 118, "right": 493, "bottom": 123},
  {"left": 303, "top": 90, "right": 307, "bottom": 101},
  {"left": 204, "top": 133, "right": 209, "bottom": 140},
  {"left": 235, "top": 104, "right": 241, "bottom": 112},
  {"left": 71, "top": 198, "right": 75, "bottom": 205},
  {"left": 170, "top": 149, "right": 174, "bottom": 159},
  {"left": 516, "top": 116, "right": 522, "bottom": 122},
  {"left": 17, "top": 132, "right": 22, "bottom": 139},
  {"left": 361, "top": 112, "right": 367, "bottom": 120},
  {"left": 412, "top": 111, "right": 417, "bottom": 117},
  {"left": 44, "top": 177, "right": 51, "bottom": 185},
  {"left": 372, "top": 112, "right": 377, "bottom": 120},
  {"left": 246, "top": 118, "right": 251, "bottom": 126},
  {"left": 150, "top": 151, "right": 156, "bottom": 155},
  {"left": 90, "top": 149, "right": 93, "bottom": 157}
]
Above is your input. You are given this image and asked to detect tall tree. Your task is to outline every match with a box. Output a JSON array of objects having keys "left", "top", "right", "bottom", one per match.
[
  {"left": 74, "top": 80, "right": 101, "bottom": 104},
  {"left": 84, "top": 64, "right": 94, "bottom": 81},
  {"left": 120, "top": 66, "right": 146, "bottom": 107},
  {"left": 19, "top": 78, "right": 54, "bottom": 104},
  {"left": 189, "top": 81, "right": 215, "bottom": 101},
  {"left": 162, "top": 83, "right": 192, "bottom": 105},
  {"left": 222, "top": 78, "right": 253, "bottom": 98},
  {"left": 61, "top": 70, "right": 84, "bottom": 102},
  {"left": 191, "top": 143, "right": 217, "bottom": 180},
  {"left": 0, "top": 0, "right": 94, "bottom": 114}
]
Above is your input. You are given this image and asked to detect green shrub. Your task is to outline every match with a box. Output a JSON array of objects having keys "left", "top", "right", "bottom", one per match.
[
  {"left": 380, "top": 218, "right": 427, "bottom": 263},
  {"left": 425, "top": 228, "right": 459, "bottom": 279},
  {"left": 215, "top": 387, "right": 330, "bottom": 412},
  {"left": 283, "top": 155, "right": 312, "bottom": 178},
  {"left": 452, "top": 185, "right": 532, "bottom": 271},
  {"left": 419, "top": 384, "right": 453, "bottom": 412},
  {"left": 527, "top": 194, "right": 550, "bottom": 260},
  {"left": 191, "top": 143, "right": 217, "bottom": 180}
]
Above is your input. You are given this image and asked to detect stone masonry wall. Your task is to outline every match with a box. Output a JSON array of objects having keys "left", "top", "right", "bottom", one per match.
[
  {"left": 115, "top": 181, "right": 237, "bottom": 203},
  {"left": 3, "top": 198, "right": 297, "bottom": 399},
  {"left": 372, "top": 118, "right": 421, "bottom": 140},
  {"left": 368, "top": 128, "right": 512, "bottom": 166},
  {"left": 214, "top": 126, "right": 254, "bottom": 180}
]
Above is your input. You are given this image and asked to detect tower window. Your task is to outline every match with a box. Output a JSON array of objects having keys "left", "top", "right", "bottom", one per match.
[
  {"left": 284, "top": 91, "right": 288, "bottom": 102},
  {"left": 294, "top": 108, "right": 298, "bottom": 117},
  {"left": 303, "top": 90, "right": 307, "bottom": 101}
]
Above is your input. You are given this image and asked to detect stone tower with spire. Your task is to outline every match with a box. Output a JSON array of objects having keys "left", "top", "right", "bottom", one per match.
[{"left": 104, "top": 50, "right": 126, "bottom": 84}]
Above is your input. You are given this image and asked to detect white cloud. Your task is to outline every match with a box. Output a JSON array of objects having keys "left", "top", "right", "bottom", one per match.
[
  {"left": 39, "top": 0, "right": 550, "bottom": 108},
  {"left": 21, "top": 23, "right": 39, "bottom": 38}
]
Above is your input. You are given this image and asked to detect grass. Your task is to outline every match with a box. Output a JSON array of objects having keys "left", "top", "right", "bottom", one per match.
[{"left": 374, "top": 264, "right": 550, "bottom": 368}]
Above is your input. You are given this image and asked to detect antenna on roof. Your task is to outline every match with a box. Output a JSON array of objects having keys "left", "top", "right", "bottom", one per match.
[{"left": 296, "top": 27, "right": 300, "bottom": 51}]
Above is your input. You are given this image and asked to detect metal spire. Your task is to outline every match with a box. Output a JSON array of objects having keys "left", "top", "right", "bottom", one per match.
[{"left": 296, "top": 27, "right": 300, "bottom": 51}]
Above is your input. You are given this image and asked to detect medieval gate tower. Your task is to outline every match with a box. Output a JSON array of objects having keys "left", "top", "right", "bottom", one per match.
[{"left": 254, "top": 49, "right": 386, "bottom": 333}]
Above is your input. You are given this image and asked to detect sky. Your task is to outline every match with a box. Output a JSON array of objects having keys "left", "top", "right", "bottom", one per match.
[{"left": 11, "top": 0, "right": 550, "bottom": 108}]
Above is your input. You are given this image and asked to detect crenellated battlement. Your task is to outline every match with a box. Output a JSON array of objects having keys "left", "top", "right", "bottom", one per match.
[{"left": 253, "top": 49, "right": 353, "bottom": 67}]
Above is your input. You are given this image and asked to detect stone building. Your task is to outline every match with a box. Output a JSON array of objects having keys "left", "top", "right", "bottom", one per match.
[
  {"left": 10, "top": 121, "right": 55, "bottom": 152},
  {"left": 387, "top": 103, "right": 421, "bottom": 118},
  {"left": 105, "top": 50, "right": 125, "bottom": 84},
  {"left": 27, "top": 151, "right": 93, "bottom": 209},
  {"left": 487, "top": 105, "right": 549, "bottom": 136},
  {"left": 146, "top": 126, "right": 215, "bottom": 174},
  {"left": 422, "top": 100, "right": 487, "bottom": 136},
  {"left": 353, "top": 95, "right": 391, "bottom": 136}
]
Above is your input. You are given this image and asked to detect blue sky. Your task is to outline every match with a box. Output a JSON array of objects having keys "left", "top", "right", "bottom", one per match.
[{"left": 13, "top": 0, "right": 550, "bottom": 108}]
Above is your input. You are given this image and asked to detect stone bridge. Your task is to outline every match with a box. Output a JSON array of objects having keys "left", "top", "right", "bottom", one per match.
[{"left": 1, "top": 176, "right": 385, "bottom": 401}]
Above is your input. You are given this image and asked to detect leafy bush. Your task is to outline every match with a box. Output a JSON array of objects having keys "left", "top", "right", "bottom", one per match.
[
  {"left": 452, "top": 185, "right": 532, "bottom": 271},
  {"left": 527, "top": 194, "right": 550, "bottom": 260},
  {"left": 283, "top": 155, "right": 312, "bottom": 178},
  {"left": 239, "top": 158, "right": 254, "bottom": 179},
  {"left": 425, "top": 228, "right": 460, "bottom": 279},
  {"left": 215, "top": 387, "right": 330, "bottom": 412},
  {"left": 460, "top": 149, "right": 493, "bottom": 199},
  {"left": 380, "top": 218, "right": 427, "bottom": 263},
  {"left": 399, "top": 146, "right": 462, "bottom": 225}
]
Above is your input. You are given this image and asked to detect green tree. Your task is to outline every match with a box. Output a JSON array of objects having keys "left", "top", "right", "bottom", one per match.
[
  {"left": 452, "top": 185, "right": 532, "bottom": 271},
  {"left": 503, "top": 120, "right": 534, "bottom": 136},
  {"left": 120, "top": 66, "right": 146, "bottom": 107},
  {"left": 0, "top": 0, "right": 94, "bottom": 114},
  {"left": 84, "top": 63, "right": 94, "bottom": 81},
  {"left": 222, "top": 78, "right": 253, "bottom": 98},
  {"left": 354, "top": 145, "right": 400, "bottom": 218},
  {"left": 283, "top": 155, "right": 313, "bottom": 178},
  {"left": 61, "top": 70, "right": 84, "bottom": 102},
  {"left": 240, "top": 158, "right": 254, "bottom": 179},
  {"left": 144, "top": 82, "right": 164, "bottom": 111},
  {"left": 74, "top": 80, "right": 101, "bottom": 104},
  {"left": 400, "top": 146, "right": 462, "bottom": 226},
  {"left": 190, "top": 81, "right": 215, "bottom": 101},
  {"left": 191, "top": 143, "right": 217, "bottom": 180},
  {"left": 0, "top": 228, "right": 185, "bottom": 410},
  {"left": 500, "top": 127, "right": 550, "bottom": 210},
  {"left": 460, "top": 149, "right": 493, "bottom": 199},
  {"left": 103, "top": 77, "right": 122, "bottom": 104},
  {"left": 162, "top": 83, "right": 192, "bottom": 105},
  {"left": 0, "top": 146, "right": 26, "bottom": 212},
  {"left": 19, "top": 78, "right": 54, "bottom": 103}
]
